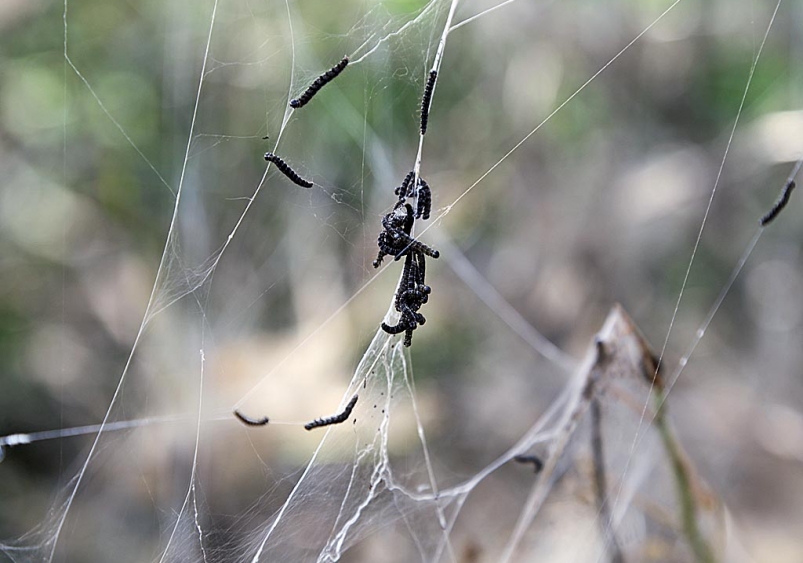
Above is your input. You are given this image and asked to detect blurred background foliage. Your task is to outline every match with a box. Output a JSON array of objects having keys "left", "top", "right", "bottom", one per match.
[{"left": 1, "top": 0, "right": 803, "bottom": 561}]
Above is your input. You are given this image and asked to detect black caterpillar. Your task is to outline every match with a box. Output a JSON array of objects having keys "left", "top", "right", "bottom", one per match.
[
  {"left": 233, "top": 410, "right": 270, "bottom": 427},
  {"left": 304, "top": 394, "right": 359, "bottom": 431},
  {"left": 380, "top": 243, "right": 433, "bottom": 347},
  {"left": 760, "top": 179, "right": 796, "bottom": 226},
  {"left": 415, "top": 178, "right": 431, "bottom": 220},
  {"left": 395, "top": 170, "right": 416, "bottom": 200},
  {"left": 419, "top": 70, "right": 437, "bottom": 135},
  {"left": 264, "top": 152, "right": 313, "bottom": 188},
  {"left": 290, "top": 56, "right": 349, "bottom": 109},
  {"left": 513, "top": 454, "right": 544, "bottom": 474},
  {"left": 394, "top": 171, "right": 432, "bottom": 220}
]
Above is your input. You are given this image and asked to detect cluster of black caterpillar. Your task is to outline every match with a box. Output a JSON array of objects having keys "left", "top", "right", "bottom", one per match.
[
  {"left": 375, "top": 171, "right": 437, "bottom": 347},
  {"left": 394, "top": 170, "right": 431, "bottom": 220},
  {"left": 372, "top": 68, "right": 440, "bottom": 346},
  {"left": 373, "top": 200, "right": 439, "bottom": 267},
  {"left": 264, "top": 152, "right": 313, "bottom": 188},
  {"left": 381, "top": 249, "right": 432, "bottom": 347}
]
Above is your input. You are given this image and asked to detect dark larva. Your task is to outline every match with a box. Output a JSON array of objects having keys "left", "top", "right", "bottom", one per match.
[
  {"left": 264, "top": 152, "right": 313, "bottom": 188},
  {"left": 381, "top": 321, "right": 407, "bottom": 335},
  {"left": 395, "top": 170, "right": 416, "bottom": 199},
  {"left": 290, "top": 56, "right": 349, "bottom": 109},
  {"left": 392, "top": 237, "right": 439, "bottom": 261},
  {"left": 513, "top": 454, "right": 544, "bottom": 474},
  {"left": 760, "top": 180, "right": 796, "bottom": 226},
  {"left": 420, "top": 70, "right": 437, "bottom": 135},
  {"left": 233, "top": 410, "right": 270, "bottom": 427},
  {"left": 304, "top": 395, "right": 359, "bottom": 431},
  {"left": 416, "top": 178, "right": 431, "bottom": 220}
]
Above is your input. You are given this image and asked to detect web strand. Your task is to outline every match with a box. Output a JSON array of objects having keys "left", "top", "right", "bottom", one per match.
[
  {"left": 45, "top": 2, "right": 221, "bottom": 560},
  {"left": 607, "top": 0, "right": 786, "bottom": 540}
]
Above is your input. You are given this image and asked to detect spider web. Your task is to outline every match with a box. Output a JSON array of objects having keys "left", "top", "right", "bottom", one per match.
[{"left": 1, "top": 0, "right": 802, "bottom": 562}]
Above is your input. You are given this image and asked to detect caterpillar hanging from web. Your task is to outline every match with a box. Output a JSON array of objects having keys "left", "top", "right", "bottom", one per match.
[
  {"left": 419, "top": 70, "right": 437, "bottom": 135},
  {"left": 760, "top": 179, "right": 796, "bottom": 226},
  {"left": 290, "top": 56, "right": 349, "bottom": 109},
  {"left": 264, "top": 152, "right": 314, "bottom": 188},
  {"left": 304, "top": 395, "right": 359, "bottom": 431}
]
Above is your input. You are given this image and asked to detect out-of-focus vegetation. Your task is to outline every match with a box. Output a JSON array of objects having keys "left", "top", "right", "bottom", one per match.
[{"left": 1, "top": 0, "right": 802, "bottom": 561}]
